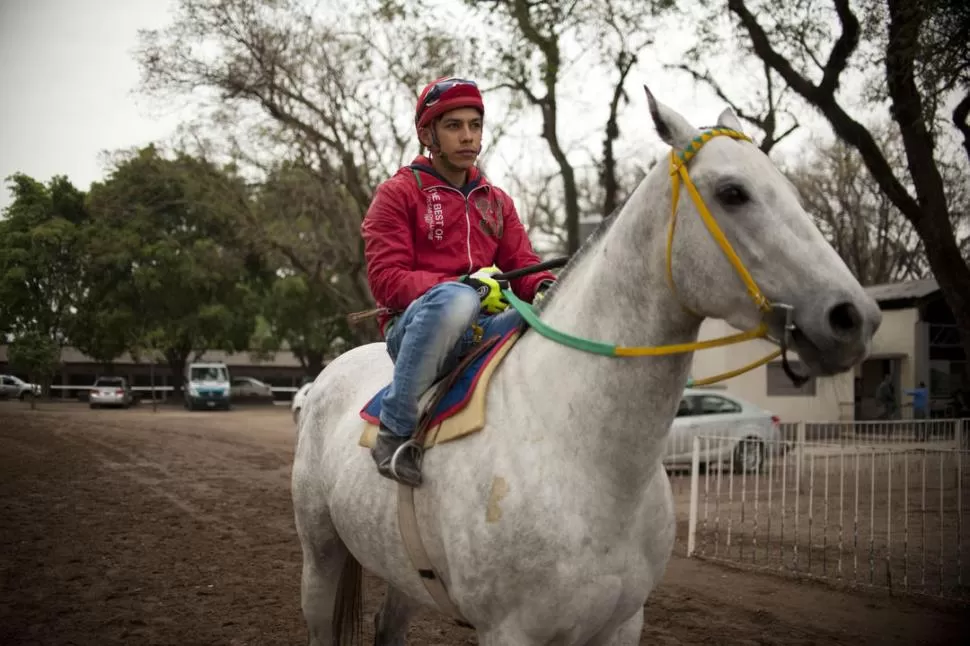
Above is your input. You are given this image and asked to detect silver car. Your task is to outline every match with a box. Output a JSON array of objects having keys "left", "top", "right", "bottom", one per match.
[
  {"left": 89, "top": 376, "right": 134, "bottom": 409},
  {"left": 230, "top": 376, "right": 274, "bottom": 403},
  {"left": 663, "top": 388, "right": 782, "bottom": 473},
  {"left": 0, "top": 374, "right": 40, "bottom": 400}
]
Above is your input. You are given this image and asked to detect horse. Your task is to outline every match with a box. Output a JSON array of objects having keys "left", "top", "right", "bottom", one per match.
[{"left": 291, "top": 87, "right": 882, "bottom": 645}]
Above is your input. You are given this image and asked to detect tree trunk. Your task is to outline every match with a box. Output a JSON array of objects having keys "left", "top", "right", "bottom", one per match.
[
  {"left": 164, "top": 348, "right": 189, "bottom": 402},
  {"left": 728, "top": 0, "right": 970, "bottom": 376},
  {"left": 885, "top": 0, "right": 970, "bottom": 373},
  {"left": 304, "top": 351, "right": 325, "bottom": 380},
  {"left": 913, "top": 215, "right": 970, "bottom": 370}
]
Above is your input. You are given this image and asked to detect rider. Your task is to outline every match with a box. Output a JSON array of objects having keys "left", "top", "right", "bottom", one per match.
[{"left": 360, "top": 77, "right": 556, "bottom": 487}]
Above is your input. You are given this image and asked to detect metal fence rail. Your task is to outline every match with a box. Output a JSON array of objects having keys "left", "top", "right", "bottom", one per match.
[
  {"left": 685, "top": 436, "right": 969, "bottom": 601},
  {"left": 784, "top": 419, "right": 966, "bottom": 447}
]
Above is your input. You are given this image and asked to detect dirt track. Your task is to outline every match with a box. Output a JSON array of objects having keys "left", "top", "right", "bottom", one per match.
[{"left": 1, "top": 401, "right": 968, "bottom": 645}]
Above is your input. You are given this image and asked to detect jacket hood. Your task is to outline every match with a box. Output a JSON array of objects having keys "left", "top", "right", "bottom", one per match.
[{"left": 396, "top": 155, "right": 489, "bottom": 195}]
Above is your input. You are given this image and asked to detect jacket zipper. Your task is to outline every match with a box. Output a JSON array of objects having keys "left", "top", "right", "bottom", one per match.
[{"left": 426, "top": 183, "right": 484, "bottom": 274}]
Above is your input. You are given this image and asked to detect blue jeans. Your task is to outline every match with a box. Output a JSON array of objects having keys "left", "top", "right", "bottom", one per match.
[{"left": 380, "top": 282, "right": 521, "bottom": 438}]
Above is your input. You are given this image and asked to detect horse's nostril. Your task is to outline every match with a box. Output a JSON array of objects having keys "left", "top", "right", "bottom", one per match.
[{"left": 829, "top": 302, "right": 862, "bottom": 334}]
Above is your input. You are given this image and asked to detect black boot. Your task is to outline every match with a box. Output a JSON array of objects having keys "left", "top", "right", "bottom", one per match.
[{"left": 371, "top": 427, "right": 423, "bottom": 487}]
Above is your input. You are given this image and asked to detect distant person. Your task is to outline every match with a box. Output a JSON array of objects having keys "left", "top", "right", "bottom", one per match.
[
  {"left": 906, "top": 381, "right": 929, "bottom": 419},
  {"left": 876, "top": 373, "right": 897, "bottom": 420},
  {"left": 906, "top": 380, "right": 929, "bottom": 441}
]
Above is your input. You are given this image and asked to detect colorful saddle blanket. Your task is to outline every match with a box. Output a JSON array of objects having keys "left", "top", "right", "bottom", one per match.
[{"left": 359, "top": 314, "right": 524, "bottom": 450}]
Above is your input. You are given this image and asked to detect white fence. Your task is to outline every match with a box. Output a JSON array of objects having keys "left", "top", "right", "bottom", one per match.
[
  {"left": 42, "top": 384, "right": 301, "bottom": 399},
  {"left": 683, "top": 434, "right": 970, "bottom": 601},
  {"left": 783, "top": 418, "right": 967, "bottom": 448},
  {"left": 665, "top": 418, "right": 968, "bottom": 497}
]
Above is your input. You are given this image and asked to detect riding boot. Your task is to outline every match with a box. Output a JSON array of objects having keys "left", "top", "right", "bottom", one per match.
[{"left": 371, "top": 426, "right": 423, "bottom": 487}]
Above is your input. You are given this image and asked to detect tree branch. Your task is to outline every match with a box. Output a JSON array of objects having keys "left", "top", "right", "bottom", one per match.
[
  {"left": 953, "top": 90, "right": 970, "bottom": 163},
  {"left": 885, "top": 0, "right": 949, "bottom": 218},
  {"left": 728, "top": 0, "right": 921, "bottom": 222}
]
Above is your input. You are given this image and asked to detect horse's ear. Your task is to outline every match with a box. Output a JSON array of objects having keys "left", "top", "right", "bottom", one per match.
[
  {"left": 716, "top": 107, "right": 745, "bottom": 134},
  {"left": 643, "top": 85, "right": 699, "bottom": 151}
]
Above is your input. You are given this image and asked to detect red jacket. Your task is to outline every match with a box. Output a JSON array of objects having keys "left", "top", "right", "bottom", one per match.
[{"left": 361, "top": 157, "right": 556, "bottom": 334}]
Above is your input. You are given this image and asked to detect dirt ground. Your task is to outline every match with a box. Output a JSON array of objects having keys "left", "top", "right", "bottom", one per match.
[{"left": 1, "top": 402, "right": 968, "bottom": 646}]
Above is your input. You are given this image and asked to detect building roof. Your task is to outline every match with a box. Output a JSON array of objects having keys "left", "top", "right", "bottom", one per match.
[{"left": 865, "top": 278, "right": 940, "bottom": 307}]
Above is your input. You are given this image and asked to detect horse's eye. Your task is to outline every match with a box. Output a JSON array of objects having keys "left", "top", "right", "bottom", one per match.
[{"left": 716, "top": 183, "right": 750, "bottom": 207}]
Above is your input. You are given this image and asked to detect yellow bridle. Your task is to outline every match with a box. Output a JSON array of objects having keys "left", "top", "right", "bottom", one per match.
[
  {"left": 502, "top": 127, "right": 795, "bottom": 387},
  {"left": 657, "top": 127, "right": 781, "bottom": 385}
]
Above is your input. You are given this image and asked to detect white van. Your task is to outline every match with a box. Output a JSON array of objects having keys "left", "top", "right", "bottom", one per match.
[{"left": 184, "top": 361, "right": 232, "bottom": 411}]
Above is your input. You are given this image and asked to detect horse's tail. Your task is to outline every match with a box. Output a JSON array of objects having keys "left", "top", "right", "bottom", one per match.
[{"left": 332, "top": 552, "right": 364, "bottom": 646}]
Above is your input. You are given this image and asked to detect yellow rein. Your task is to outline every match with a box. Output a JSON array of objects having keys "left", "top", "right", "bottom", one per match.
[{"left": 617, "top": 127, "right": 781, "bottom": 386}]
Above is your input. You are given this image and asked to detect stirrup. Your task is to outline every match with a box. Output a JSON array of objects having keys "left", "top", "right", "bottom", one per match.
[{"left": 389, "top": 438, "right": 423, "bottom": 481}]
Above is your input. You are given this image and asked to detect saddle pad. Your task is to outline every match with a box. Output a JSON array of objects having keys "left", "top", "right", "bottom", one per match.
[{"left": 359, "top": 328, "right": 521, "bottom": 450}]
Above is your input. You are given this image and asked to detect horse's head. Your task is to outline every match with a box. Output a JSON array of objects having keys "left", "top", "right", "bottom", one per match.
[{"left": 643, "top": 87, "right": 881, "bottom": 376}]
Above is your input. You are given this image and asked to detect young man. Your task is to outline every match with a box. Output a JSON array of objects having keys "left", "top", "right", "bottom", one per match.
[{"left": 360, "top": 77, "right": 556, "bottom": 487}]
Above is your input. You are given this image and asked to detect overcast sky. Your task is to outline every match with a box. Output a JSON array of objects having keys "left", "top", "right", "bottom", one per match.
[
  {"left": 0, "top": 0, "right": 830, "bottom": 214},
  {"left": 0, "top": 0, "right": 184, "bottom": 210}
]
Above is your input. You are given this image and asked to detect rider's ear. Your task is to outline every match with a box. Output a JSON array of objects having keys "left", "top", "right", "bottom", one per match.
[
  {"left": 643, "top": 85, "right": 700, "bottom": 151},
  {"left": 417, "top": 126, "right": 434, "bottom": 149},
  {"left": 716, "top": 107, "right": 745, "bottom": 134}
]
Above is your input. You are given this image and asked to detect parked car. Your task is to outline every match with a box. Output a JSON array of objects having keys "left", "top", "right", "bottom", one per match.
[
  {"left": 663, "top": 388, "right": 782, "bottom": 474},
  {"left": 89, "top": 376, "right": 134, "bottom": 409},
  {"left": 230, "top": 376, "right": 274, "bottom": 403},
  {"left": 0, "top": 374, "right": 41, "bottom": 400},
  {"left": 291, "top": 381, "right": 313, "bottom": 424},
  {"left": 184, "top": 362, "right": 231, "bottom": 411}
]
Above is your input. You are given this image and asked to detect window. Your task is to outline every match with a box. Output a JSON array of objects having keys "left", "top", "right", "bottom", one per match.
[
  {"left": 697, "top": 395, "right": 742, "bottom": 415},
  {"left": 95, "top": 377, "right": 125, "bottom": 387},
  {"left": 766, "top": 361, "right": 816, "bottom": 396},
  {"left": 191, "top": 366, "right": 228, "bottom": 381}
]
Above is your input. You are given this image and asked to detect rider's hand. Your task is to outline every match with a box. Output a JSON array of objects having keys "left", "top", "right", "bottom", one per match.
[
  {"left": 460, "top": 266, "right": 509, "bottom": 314},
  {"left": 533, "top": 279, "right": 555, "bottom": 304}
]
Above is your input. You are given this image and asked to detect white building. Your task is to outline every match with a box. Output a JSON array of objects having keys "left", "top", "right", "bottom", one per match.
[{"left": 689, "top": 278, "right": 965, "bottom": 422}]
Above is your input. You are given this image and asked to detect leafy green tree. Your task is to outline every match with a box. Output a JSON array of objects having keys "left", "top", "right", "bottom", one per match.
[
  {"left": 7, "top": 332, "right": 60, "bottom": 410},
  {"left": 255, "top": 275, "right": 353, "bottom": 378},
  {"left": 0, "top": 174, "right": 89, "bottom": 343},
  {"left": 243, "top": 160, "right": 377, "bottom": 369},
  {"left": 85, "top": 145, "right": 261, "bottom": 396}
]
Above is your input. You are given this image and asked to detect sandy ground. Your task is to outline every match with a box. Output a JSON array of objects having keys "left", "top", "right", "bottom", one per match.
[{"left": 1, "top": 401, "right": 968, "bottom": 645}]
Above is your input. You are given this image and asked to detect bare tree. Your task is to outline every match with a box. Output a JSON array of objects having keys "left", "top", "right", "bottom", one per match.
[
  {"left": 136, "top": 0, "right": 484, "bottom": 322},
  {"left": 465, "top": 0, "right": 666, "bottom": 253},
  {"left": 787, "top": 132, "right": 931, "bottom": 285},
  {"left": 670, "top": 59, "right": 801, "bottom": 155}
]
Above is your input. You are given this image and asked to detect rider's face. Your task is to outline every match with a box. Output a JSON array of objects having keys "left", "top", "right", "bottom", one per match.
[{"left": 424, "top": 107, "right": 483, "bottom": 169}]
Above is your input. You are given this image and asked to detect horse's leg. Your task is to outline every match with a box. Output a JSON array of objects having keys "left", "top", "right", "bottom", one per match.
[
  {"left": 373, "top": 584, "right": 416, "bottom": 646},
  {"left": 299, "top": 533, "right": 352, "bottom": 646}
]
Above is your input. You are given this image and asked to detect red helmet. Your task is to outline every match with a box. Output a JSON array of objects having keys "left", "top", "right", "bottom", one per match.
[{"left": 414, "top": 77, "right": 484, "bottom": 132}]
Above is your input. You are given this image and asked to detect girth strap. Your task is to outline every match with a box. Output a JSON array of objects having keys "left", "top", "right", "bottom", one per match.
[
  {"left": 395, "top": 334, "right": 503, "bottom": 624},
  {"left": 397, "top": 484, "right": 465, "bottom": 619}
]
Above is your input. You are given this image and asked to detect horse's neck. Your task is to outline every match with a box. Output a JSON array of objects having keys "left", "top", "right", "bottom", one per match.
[{"left": 508, "top": 174, "right": 702, "bottom": 490}]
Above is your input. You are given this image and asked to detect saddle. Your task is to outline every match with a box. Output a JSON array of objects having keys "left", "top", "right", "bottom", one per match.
[{"left": 358, "top": 321, "right": 524, "bottom": 451}]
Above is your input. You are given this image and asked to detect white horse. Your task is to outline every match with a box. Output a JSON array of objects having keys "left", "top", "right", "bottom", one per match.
[{"left": 292, "top": 88, "right": 882, "bottom": 645}]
